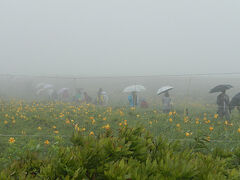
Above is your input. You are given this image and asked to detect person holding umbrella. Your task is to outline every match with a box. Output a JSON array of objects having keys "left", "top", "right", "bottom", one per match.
[
  {"left": 128, "top": 93, "right": 134, "bottom": 107},
  {"left": 162, "top": 91, "right": 172, "bottom": 113},
  {"left": 127, "top": 92, "right": 139, "bottom": 107},
  {"left": 58, "top": 88, "right": 70, "bottom": 102},
  {"left": 210, "top": 84, "right": 232, "bottom": 121},
  {"left": 157, "top": 86, "right": 173, "bottom": 113},
  {"left": 132, "top": 91, "right": 138, "bottom": 107},
  {"left": 123, "top": 85, "right": 145, "bottom": 107}
]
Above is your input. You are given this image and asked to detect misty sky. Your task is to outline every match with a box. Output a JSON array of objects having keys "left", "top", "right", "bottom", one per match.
[{"left": 0, "top": 0, "right": 240, "bottom": 76}]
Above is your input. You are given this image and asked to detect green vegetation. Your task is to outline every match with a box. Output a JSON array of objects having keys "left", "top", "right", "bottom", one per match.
[{"left": 1, "top": 99, "right": 240, "bottom": 179}]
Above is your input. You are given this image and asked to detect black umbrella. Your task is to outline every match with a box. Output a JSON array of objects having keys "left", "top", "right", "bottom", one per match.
[
  {"left": 230, "top": 92, "right": 240, "bottom": 112},
  {"left": 209, "top": 84, "right": 233, "bottom": 93}
]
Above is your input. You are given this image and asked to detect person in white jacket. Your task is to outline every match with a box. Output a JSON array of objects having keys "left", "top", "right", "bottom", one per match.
[{"left": 162, "top": 91, "right": 171, "bottom": 113}]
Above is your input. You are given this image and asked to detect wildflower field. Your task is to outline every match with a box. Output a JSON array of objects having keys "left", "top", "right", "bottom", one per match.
[{"left": 1, "top": 99, "right": 240, "bottom": 179}]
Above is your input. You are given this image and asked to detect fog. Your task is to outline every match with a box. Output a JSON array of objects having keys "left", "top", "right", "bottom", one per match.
[
  {"left": 1, "top": 0, "right": 240, "bottom": 109},
  {"left": 1, "top": 0, "right": 240, "bottom": 76}
]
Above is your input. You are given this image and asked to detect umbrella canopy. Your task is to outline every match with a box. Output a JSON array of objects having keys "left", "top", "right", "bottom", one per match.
[
  {"left": 230, "top": 92, "right": 240, "bottom": 110},
  {"left": 36, "top": 88, "right": 46, "bottom": 95},
  {"left": 43, "top": 84, "right": 54, "bottom": 89},
  {"left": 123, "top": 85, "right": 146, "bottom": 93},
  {"left": 58, "top": 88, "right": 70, "bottom": 95},
  {"left": 209, "top": 84, "right": 233, "bottom": 93},
  {"left": 157, "top": 86, "right": 173, "bottom": 95},
  {"left": 101, "top": 91, "right": 107, "bottom": 95},
  {"left": 36, "top": 83, "right": 45, "bottom": 89}
]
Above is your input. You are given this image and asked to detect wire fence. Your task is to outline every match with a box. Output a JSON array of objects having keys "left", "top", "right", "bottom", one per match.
[{"left": 1, "top": 72, "right": 240, "bottom": 103}]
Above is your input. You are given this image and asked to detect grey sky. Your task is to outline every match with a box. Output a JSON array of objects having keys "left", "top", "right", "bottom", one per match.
[{"left": 0, "top": 0, "right": 240, "bottom": 76}]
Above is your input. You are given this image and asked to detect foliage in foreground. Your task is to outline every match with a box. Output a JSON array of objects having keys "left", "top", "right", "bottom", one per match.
[{"left": 1, "top": 126, "right": 240, "bottom": 179}]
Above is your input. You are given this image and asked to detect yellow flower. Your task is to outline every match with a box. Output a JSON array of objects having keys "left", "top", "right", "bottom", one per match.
[
  {"left": 9, "top": 137, "right": 15, "bottom": 144},
  {"left": 169, "top": 112, "right": 173, "bottom": 116},
  {"left": 65, "top": 120, "right": 70, "bottom": 124},
  {"left": 102, "top": 117, "right": 107, "bottom": 121},
  {"left": 53, "top": 125, "right": 56, "bottom": 129},
  {"left": 81, "top": 128, "right": 86, "bottom": 131},
  {"left": 203, "top": 117, "right": 207, "bottom": 121},
  {"left": 120, "top": 111, "right": 124, "bottom": 116},
  {"left": 37, "top": 126, "right": 42, "bottom": 130},
  {"left": 12, "top": 120, "right": 16, "bottom": 124},
  {"left": 195, "top": 120, "right": 199, "bottom": 124},
  {"left": 54, "top": 130, "right": 59, "bottom": 134},
  {"left": 238, "top": 128, "right": 240, "bottom": 133},
  {"left": 90, "top": 117, "right": 94, "bottom": 120},
  {"left": 89, "top": 131, "right": 94, "bottom": 136},
  {"left": 103, "top": 124, "right": 110, "bottom": 130},
  {"left": 204, "top": 113, "right": 207, "bottom": 116},
  {"left": 176, "top": 123, "right": 181, "bottom": 128},
  {"left": 92, "top": 119, "right": 96, "bottom": 125},
  {"left": 206, "top": 136, "right": 210, "bottom": 142},
  {"left": 214, "top": 114, "right": 218, "bottom": 119},
  {"left": 149, "top": 121, "right": 152, "bottom": 125},
  {"left": 119, "top": 123, "right": 122, "bottom": 126},
  {"left": 44, "top": 140, "right": 50, "bottom": 145},
  {"left": 4, "top": 120, "right": 8, "bottom": 125},
  {"left": 224, "top": 121, "right": 228, "bottom": 125},
  {"left": 169, "top": 118, "right": 173, "bottom": 123},
  {"left": 124, "top": 122, "right": 127, "bottom": 126},
  {"left": 173, "top": 111, "right": 176, "bottom": 115},
  {"left": 185, "top": 132, "right": 190, "bottom": 137},
  {"left": 209, "top": 126, "right": 214, "bottom": 131}
]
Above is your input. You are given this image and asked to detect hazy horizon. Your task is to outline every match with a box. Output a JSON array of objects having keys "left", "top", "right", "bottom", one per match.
[{"left": 1, "top": 0, "right": 240, "bottom": 76}]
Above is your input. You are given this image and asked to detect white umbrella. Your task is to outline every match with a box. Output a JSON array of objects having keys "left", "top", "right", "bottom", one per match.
[
  {"left": 123, "top": 85, "right": 146, "bottom": 93},
  {"left": 58, "top": 88, "right": 70, "bottom": 95},
  {"left": 157, "top": 86, "right": 173, "bottom": 95},
  {"left": 36, "top": 83, "right": 45, "bottom": 89},
  {"left": 101, "top": 91, "right": 107, "bottom": 95},
  {"left": 36, "top": 88, "right": 46, "bottom": 95},
  {"left": 43, "top": 84, "right": 54, "bottom": 89}
]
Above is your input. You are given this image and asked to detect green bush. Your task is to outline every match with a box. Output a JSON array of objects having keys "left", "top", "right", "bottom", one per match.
[{"left": 1, "top": 126, "right": 240, "bottom": 179}]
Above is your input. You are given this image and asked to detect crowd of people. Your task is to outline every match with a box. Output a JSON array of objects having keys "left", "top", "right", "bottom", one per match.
[
  {"left": 36, "top": 84, "right": 109, "bottom": 106},
  {"left": 35, "top": 83, "right": 240, "bottom": 121}
]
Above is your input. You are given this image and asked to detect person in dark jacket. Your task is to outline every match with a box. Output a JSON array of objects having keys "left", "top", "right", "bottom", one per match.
[
  {"left": 217, "top": 90, "right": 230, "bottom": 121},
  {"left": 83, "top": 92, "right": 92, "bottom": 104}
]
